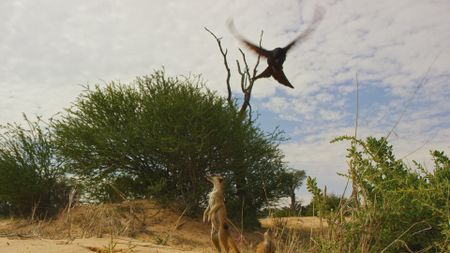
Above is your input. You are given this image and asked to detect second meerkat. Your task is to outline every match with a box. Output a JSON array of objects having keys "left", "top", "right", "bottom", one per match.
[{"left": 255, "top": 228, "right": 276, "bottom": 253}]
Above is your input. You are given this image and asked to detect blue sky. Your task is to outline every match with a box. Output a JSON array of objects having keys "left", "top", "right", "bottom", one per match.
[{"left": 1, "top": 0, "right": 449, "bottom": 203}]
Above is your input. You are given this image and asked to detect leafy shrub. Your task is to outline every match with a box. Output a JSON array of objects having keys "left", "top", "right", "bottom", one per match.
[
  {"left": 0, "top": 116, "right": 70, "bottom": 217},
  {"left": 52, "top": 70, "right": 289, "bottom": 226},
  {"left": 307, "top": 136, "right": 449, "bottom": 252},
  {"left": 301, "top": 192, "right": 343, "bottom": 217}
]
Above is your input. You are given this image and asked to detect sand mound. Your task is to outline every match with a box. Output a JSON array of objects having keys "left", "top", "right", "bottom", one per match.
[
  {"left": 0, "top": 201, "right": 316, "bottom": 252},
  {"left": 0, "top": 200, "right": 213, "bottom": 252}
]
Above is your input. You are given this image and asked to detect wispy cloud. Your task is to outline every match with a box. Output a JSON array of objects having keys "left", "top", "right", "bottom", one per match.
[{"left": 0, "top": 0, "right": 448, "bottom": 201}]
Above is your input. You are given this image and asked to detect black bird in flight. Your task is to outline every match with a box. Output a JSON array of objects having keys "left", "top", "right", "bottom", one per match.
[{"left": 228, "top": 7, "right": 325, "bottom": 89}]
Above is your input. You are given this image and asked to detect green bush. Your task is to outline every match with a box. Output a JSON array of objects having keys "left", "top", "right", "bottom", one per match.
[
  {"left": 301, "top": 193, "right": 342, "bottom": 217},
  {"left": 52, "top": 70, "right": 289, "bottom": 226},
  {"left": 307, "top": 136, "right": 449, "bottom": 252},
  {"left": 0, "top": 116, "right": 70, "bottom": 217}
]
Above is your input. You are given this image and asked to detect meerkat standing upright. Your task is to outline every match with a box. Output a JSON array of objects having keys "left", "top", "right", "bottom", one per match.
[
  {"left": 203, "top": 175, "right": 240, "bottom": 253},
  {"left": 255, "top": 228, "right": 276, "bottom": 253}
]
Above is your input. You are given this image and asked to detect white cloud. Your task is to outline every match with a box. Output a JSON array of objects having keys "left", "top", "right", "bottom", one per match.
[{"left": 0, "top": 0, "right": 449, "bottom": 200}]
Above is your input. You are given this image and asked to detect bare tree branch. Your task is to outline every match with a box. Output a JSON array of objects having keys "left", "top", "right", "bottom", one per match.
[
  {"left": 204, "top": 27, "right": 232, "bottom": 102},
  {"left": 205, "top": 27, "right": 264, "bottom": 118},
  {"left": 238, "top": 31, "right": 264, "bottom": 117},
  {"left": 236, "top": 59, "right": 246, "bottom": 91},
  {"left": 237, "top": 49, "right": 251, "bottom": 115},
  {"left": 252, "top": 31, "right": 264, "bottom": 79}
]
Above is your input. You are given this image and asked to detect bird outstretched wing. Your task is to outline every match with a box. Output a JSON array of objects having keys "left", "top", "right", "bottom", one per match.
[
  {"left": 283, "top": 6, "right": 325, "bottom": 52},
  {"left": 227, "top": 19, "right": 271, "bottom": 58}
]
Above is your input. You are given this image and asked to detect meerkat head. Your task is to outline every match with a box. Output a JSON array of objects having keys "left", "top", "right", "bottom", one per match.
[
  {"left": 206, "top": 174, "right": 224, "bottom": 189},
  {"left": 264, "top": 228, "right": 274, "bottom": 241}
]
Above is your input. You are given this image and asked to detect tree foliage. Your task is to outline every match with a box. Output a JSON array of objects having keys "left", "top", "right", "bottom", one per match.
[
  {"left": 0, "top": 116, "right": 70, "bottom": 217},
  {"left": 52, "top": 70, "right": 289, "bottom": 226},
  {"left": 278, "top": 169, "right": 306, "bottom": 214}
]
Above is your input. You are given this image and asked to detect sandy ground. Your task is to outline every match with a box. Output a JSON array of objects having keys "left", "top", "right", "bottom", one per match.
[
  {"left": 0, "top": 217, "right": 318, "bottom": 253},
  {"left": 0, "top": 237, "right": 205, "bottom": 253},
  {"left": 0, "top": 201, "right": 216, "bottom": 252},
  {"left": 0, "top": 201, "right": 320, "bottom": 253}
]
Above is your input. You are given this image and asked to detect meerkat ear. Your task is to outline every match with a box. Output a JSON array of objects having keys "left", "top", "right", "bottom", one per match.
[{"left": 218, "top": 177, "right": 223, "bottom": 183}]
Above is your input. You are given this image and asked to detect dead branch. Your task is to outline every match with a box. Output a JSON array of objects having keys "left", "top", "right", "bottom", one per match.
[
  {"left": 204, "top": 27, "right": 232, "bottom": 103},
  {"left": 237, "top": 30, "right": 264, "bottom": 117},
  {"left": 205, "top": 27, "right": 264, "bottom": 118}
]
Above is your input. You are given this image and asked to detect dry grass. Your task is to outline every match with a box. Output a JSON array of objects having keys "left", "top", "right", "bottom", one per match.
[
  {"left": 260, "top": 216, "right": 327, "bottom": 230},
  {"left": 0, "top": 200, "right": 212, "bottom": 251},
  {"left": 0, "top": 200, "right": 247, "bottom": 252},
  {"left": 0, "top": 201, "right": 324, "bottom": 252},
  {"left": 257, "top": 216, "right": 324, "bottom": 253}
]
